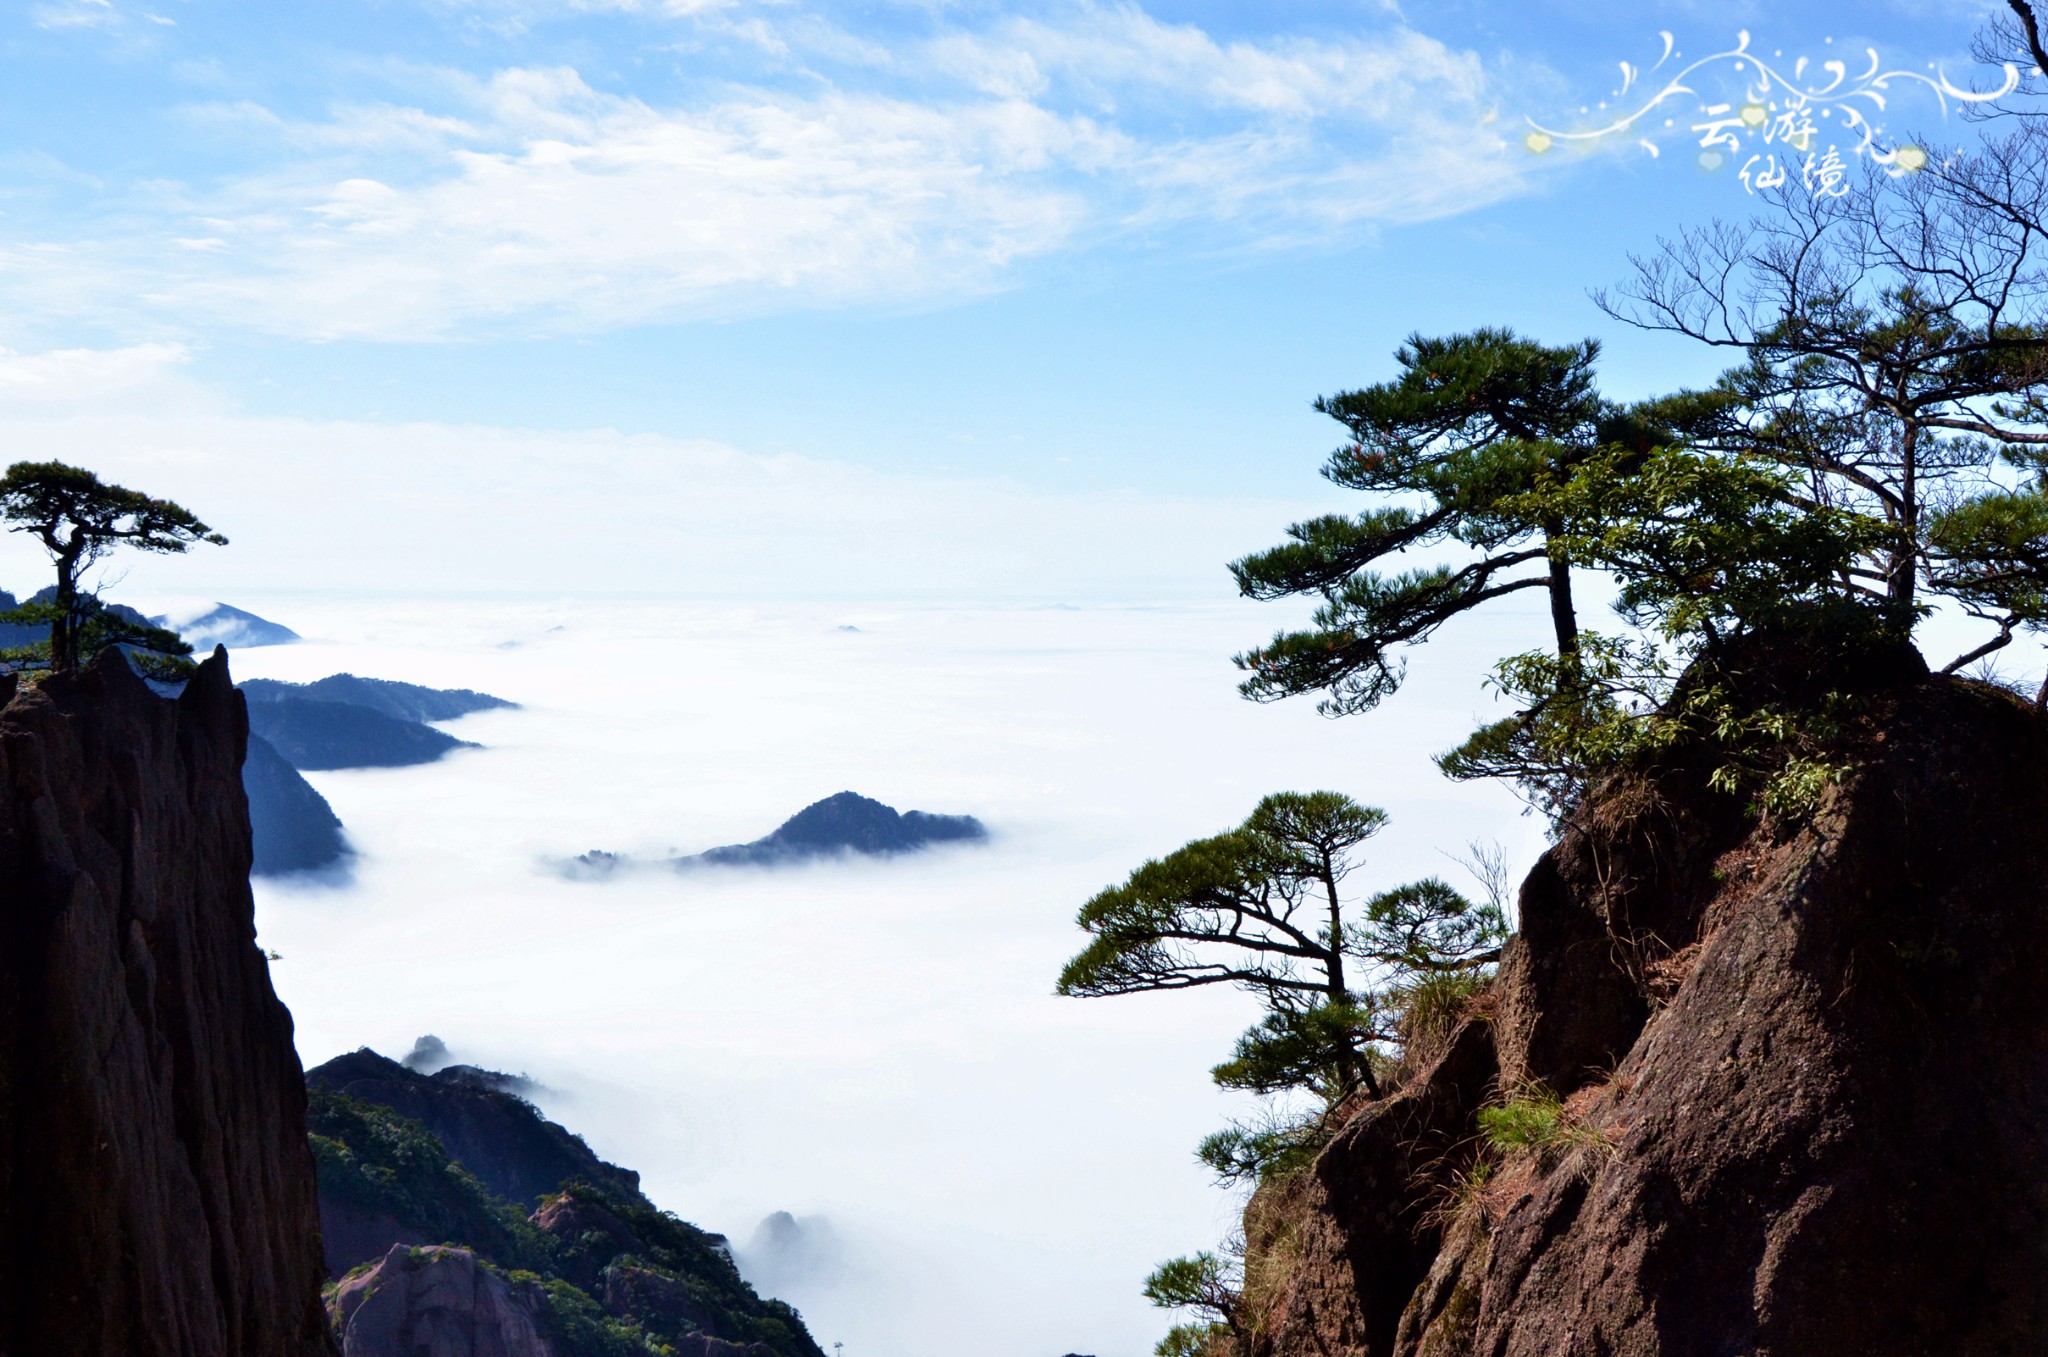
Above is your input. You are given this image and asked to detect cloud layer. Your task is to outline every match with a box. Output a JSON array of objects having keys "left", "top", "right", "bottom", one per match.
[{"left": 0, "top": 341, "right": 1323, "bottom": 603}]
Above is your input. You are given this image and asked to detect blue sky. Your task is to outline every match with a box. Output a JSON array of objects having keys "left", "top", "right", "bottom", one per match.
[{"left": 0, "top": 0, "right": 2019, "bottom": 596}]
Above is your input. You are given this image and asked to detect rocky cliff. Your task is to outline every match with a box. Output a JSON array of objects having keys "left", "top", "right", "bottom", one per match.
[
  {"left": 0, "top": 647, "right": 333, "bottom": 1356},
  {"left": 1241, "top": 648, "right": 2048, "bottom": 1357}
]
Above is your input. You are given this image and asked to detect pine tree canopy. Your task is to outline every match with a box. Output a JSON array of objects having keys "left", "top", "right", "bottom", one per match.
[
  {"left": 1057, "top": 791, "right": 1505, "bottom": 1105},
  {"left": 1230, "top": 330, "right": 1611, "bottom": 716}
]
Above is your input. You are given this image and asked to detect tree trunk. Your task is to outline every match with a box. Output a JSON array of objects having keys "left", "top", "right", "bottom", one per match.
[
  {"left": 1545, "top": 538, "right": 1580, "bottom": 664},
  {"left": 50, "top": 584, "right": 73, "bottom": 672},
  {"left": 1891, "top": 421, "right": 1920, "bottom": 612},
  {"left": 49, "top": 548, "right": 83, "bottom": 673}
]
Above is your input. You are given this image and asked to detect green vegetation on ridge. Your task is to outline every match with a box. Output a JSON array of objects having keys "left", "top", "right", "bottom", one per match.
[{"left": 310, "top": 1087, "right": 821, "bottom": 1357}]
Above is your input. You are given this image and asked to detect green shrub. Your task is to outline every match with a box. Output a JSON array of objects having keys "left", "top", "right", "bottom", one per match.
[
  {"left": 1477, "top": 1089, "right": 1566, "bottom": 1153},
  {"left": 1478, "top": 1085, "right": 1610, "bottom": 1160}
]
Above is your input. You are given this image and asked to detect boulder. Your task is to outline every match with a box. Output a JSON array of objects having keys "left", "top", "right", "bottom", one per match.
[{"left": 329, "top": 1246, "right": 550, "bottom": 1357}]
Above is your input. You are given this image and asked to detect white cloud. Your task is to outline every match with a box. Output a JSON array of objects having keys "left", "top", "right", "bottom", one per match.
[
  {"left": 3, "top": 3, "right": 1537, "bottom": 340},
  {"left": 0, "top": 342, "right": 204, "bottom": 409},
  {"left": 33, "top": 0, "right": 119, "bottom": 29},
  {"left": 124, "top": 77, "right": 1098, "bottom": 339},
  {"left": 0, "top": 342, "right": 1304, "bottom": 602}
]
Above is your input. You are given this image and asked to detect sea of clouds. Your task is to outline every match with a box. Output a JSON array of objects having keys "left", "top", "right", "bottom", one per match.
[{"left": 213, "top": 592, "right": 1552, "bottom": 1357}]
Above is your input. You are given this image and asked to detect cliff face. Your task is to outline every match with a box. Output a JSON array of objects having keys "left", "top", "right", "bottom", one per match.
[
  {"left": 1247, "top": 658, "right": 2048, "bottom": 1357},
  {"left": 0, "top": 648, "right": 333, "bottom": 1357}
]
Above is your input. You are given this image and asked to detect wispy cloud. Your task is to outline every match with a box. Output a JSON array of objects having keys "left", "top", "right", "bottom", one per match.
[{"left": 4, "top": 2, "right": 1538, "bottom": 340}]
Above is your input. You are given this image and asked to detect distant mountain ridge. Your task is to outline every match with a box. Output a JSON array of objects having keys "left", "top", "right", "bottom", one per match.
[
  {"left": 246, "top": 696, "right": 477, "bottom": 771},
  {"left": 170, "top": 603, "right": 300, "bottom": 649},
  {"left": 244, "top": 732, "right": 347, "bottom": 874},
  {"left": 570, "top": 792, "right": 989, "bottom": 878},
  {"left": 241, "top": 673, "right": 516, "bottom": 722},
  {"left": 689, "top": 790, "right": 987, "bottom": 866},
  {"left": 238, "top": 673, "right": 517, "bottom": 874}
]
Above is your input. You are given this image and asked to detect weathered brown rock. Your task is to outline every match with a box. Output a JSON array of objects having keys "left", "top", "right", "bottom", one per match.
[
  {"left": 1251, "top": 659, "right": 2048, "bottom": 1357},
  {"left": 0, "top": 648, "right": 334, "bottom": 1357},
  {"left": 329, "top": 1246, "right": 550, "bottom": 1357},
  {"left": 1246, "top": 1019, "right": 1497, "bottom": 1357}
]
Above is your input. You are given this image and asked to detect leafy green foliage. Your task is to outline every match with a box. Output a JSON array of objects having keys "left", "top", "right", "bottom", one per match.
[
  {"left": 1476, "top": 1089, "right": 1567, "bottom": 1153},
  {"left": 532, "top": 1277, "right": 654, "bottom": 1357},
  {"left": 1434, "top": 634, "right": 1679, "bottom": 822},
  {"left": 1058, "top": 792, "right": 1388, "bottom": 1009},
  {"left": 1543, "top": 443, "right": 1892, "bottom": 644},
  {"left": 1195, "top": 1109, "right": 1339, "bottom": 1186},
  {"left": 1607, "top": 169, "right": 2048, "bottom": 653},
  {"left": 1928, "top": 477, "right": 2048, "bottom": 692},
  {"left": 1357, "top": 878, "right": 1506, "bottom": 975},
  {"left": 1144, "top": 1252, "right": 1234, "bottom": 1311},
  {"left": 1208, "top": 1000, "right": 1382, "bottom": 1101},
  {"left": 1232, "top": 307, "right": 2033, "bottom": 823},
  {"left": 1478, "top": 1085, "right": 1611, "bottom": 1162}
]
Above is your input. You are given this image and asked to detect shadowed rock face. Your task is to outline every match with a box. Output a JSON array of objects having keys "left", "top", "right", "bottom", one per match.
[
  {"left": 1246, "top": 656, "right": 2048, "bottom": 1357},
  {"left": 0, "top": 647, "right": 333, "bottom": 1357}
]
